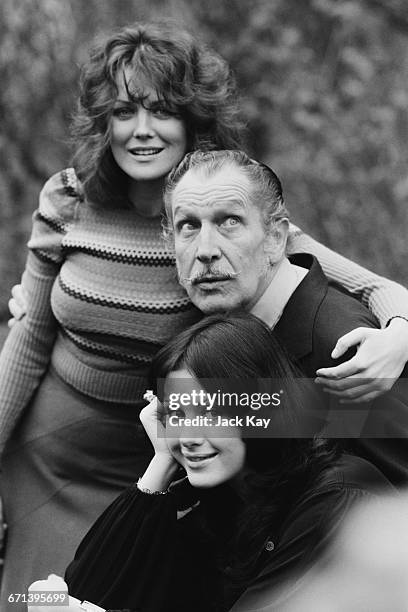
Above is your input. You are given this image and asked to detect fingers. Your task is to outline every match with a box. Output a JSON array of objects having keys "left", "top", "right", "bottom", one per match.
[
  {"left": 317, "top": 326, "right": 403, "bottom": 402},
  {"left": 8, "top": 298, "right": 25, "bottom": 327},
  {"left": 316, "top": 357, "right": 364, "bottom": 380},
  {"left": 321, "top": 382, "right": 375, "bottom": 402},
  {"left": 11, "top": 283, "right": 27, "bottom": 305},
  {"left": 143, "top": 389, "right": 155, "bottom": 402},
  {"left": 345, "top": 390, "right": 387, "bottom": 403},
  {"left": 139, "top": 394, "right": 170, "bottom": 453},
  {"left": 315, "top": 374, "right": 370, "bottom": 391},
  {"left": 139, "top": 394, "right": 166, "bottom": 431},
  {"left": 316, "top": 377, "right": 393, "bottom": 402},
  {"left": 331, "top": 327, "right": 371, "bottom": 359},
  {"left": 8, "top": 284, "right": 27, "bottom": 327},
  {"left": 139, "top": 395, "right": 159, "bottom": 423}
]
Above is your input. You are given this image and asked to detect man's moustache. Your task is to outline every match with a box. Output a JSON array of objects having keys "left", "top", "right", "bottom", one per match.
[{"left": 180, "top": 268, "right": 240, "bottom": 285}]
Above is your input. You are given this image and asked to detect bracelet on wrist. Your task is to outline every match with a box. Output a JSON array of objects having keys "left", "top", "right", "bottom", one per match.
[{"left": 136, "top": 478, "right": 170, "bottom": 495}]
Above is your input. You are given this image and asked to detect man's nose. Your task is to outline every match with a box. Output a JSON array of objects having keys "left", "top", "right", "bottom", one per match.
[
  {"left": 196, "top": 225, "right": 221, "bottom": 264},
  {"left": 133, "top": 108, "right": 154, "bottom": 139}
]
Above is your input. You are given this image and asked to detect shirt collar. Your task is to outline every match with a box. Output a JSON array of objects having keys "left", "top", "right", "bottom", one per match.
[{"left": 251, "top": 257, "right": 307, "bottom": 329}]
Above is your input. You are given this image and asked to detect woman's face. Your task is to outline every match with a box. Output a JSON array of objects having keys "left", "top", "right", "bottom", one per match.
[
  {"left": 164, "top": 369, "right": 246, "bottom": 488},
  {"left": 110, "top": 68, "right": 188, "bottom": 183}
]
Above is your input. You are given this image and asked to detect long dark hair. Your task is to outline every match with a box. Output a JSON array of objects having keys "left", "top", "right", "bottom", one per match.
[
  {"left": 71, "top": 22, "right": 245, "bottom": 207},
  {"left": 151, "top": 313, "right": 339, "bottom": 586}
]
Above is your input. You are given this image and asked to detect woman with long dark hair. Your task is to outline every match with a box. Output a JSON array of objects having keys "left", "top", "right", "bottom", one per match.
[{"left": 64, "top": 313, "right": 392, "bottom": 611}]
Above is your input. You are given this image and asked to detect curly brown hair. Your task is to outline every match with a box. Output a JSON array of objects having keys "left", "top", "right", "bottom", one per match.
[{"left": 71, "top": 22, "right": 246, "bottom": 207}]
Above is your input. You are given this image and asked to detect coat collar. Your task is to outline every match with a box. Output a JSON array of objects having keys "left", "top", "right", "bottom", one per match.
[{"left": 274, "top": 254, "right": 329, "bottom": 360}]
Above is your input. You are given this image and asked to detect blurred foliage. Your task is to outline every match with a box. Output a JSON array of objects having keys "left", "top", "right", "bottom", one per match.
[{"left": 1, "top": 0, "right": 408, "bottom": 320}]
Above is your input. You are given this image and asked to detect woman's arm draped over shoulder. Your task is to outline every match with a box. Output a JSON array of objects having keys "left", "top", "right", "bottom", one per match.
[
  {"left": 0, "top": 169, "right": 79, "bottom": 456},
  {"left": 288, "top": 223, "right": 408, "bottom": 327}
]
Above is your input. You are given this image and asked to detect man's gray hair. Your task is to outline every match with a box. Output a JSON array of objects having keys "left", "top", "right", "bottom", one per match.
[{"left": 163, "top": 150, "right": 289, "bottom": 241}]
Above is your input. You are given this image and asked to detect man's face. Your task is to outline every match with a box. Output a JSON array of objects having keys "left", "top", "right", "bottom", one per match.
[{"left": 171, "top": 164, "right": 279, "bottom": 314}]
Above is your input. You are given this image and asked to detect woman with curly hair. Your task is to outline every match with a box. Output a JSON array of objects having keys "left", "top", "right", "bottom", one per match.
[
  {"left": 0, "top": 20, "right": 407, "bottom": 609},
  {"left": 64, "top": 313, "right": 392, "bottom": 611},
  {"left": 0, "top": 22, "right": 244, "bottom": 608}
]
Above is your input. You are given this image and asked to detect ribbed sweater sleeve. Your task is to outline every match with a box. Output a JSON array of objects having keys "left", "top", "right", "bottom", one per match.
[
  {"left": 0, "top": 169, "right": 79, "bottom": 456},
  {"left": 287, "top": 223, "right": 408, "bottom": 327}
]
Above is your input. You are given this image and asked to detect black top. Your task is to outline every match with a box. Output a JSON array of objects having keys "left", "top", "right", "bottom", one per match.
[
  {"left": 65, "top": 454, "right": 392, "bottom": 612},
  {"left": 275, "top": 254, "right": 408, "bottom": 486}
]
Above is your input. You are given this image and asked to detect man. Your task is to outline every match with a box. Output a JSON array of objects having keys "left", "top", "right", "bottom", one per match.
[{"left": 164, "top": 149, "right": 408, "bottom": 485}]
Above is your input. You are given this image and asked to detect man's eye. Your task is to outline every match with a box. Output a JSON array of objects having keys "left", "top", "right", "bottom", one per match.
[
  {"left": 112, "top": 107, "right": 134, "bottom": 120},
  {"left": 221, "top": 216, "right": 241, "bottom": 228}
]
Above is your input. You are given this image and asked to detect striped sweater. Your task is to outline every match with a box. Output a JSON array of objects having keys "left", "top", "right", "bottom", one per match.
[{"left": 0, "top": 168, "right": 407, "bottom": 451}]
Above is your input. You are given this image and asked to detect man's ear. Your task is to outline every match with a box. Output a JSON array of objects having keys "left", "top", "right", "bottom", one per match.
[{"left": 264, "top": 218, "right": 289, "bottom": 264}]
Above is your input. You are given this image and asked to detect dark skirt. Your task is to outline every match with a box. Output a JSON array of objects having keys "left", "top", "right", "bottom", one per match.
[{"left": 0, "top": 368, "right": 152, "bottom": 612}]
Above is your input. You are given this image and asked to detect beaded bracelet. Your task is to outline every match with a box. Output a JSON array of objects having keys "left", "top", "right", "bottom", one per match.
[{"left": 137, "top": 478, "right": 169, "bottom": 495}]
